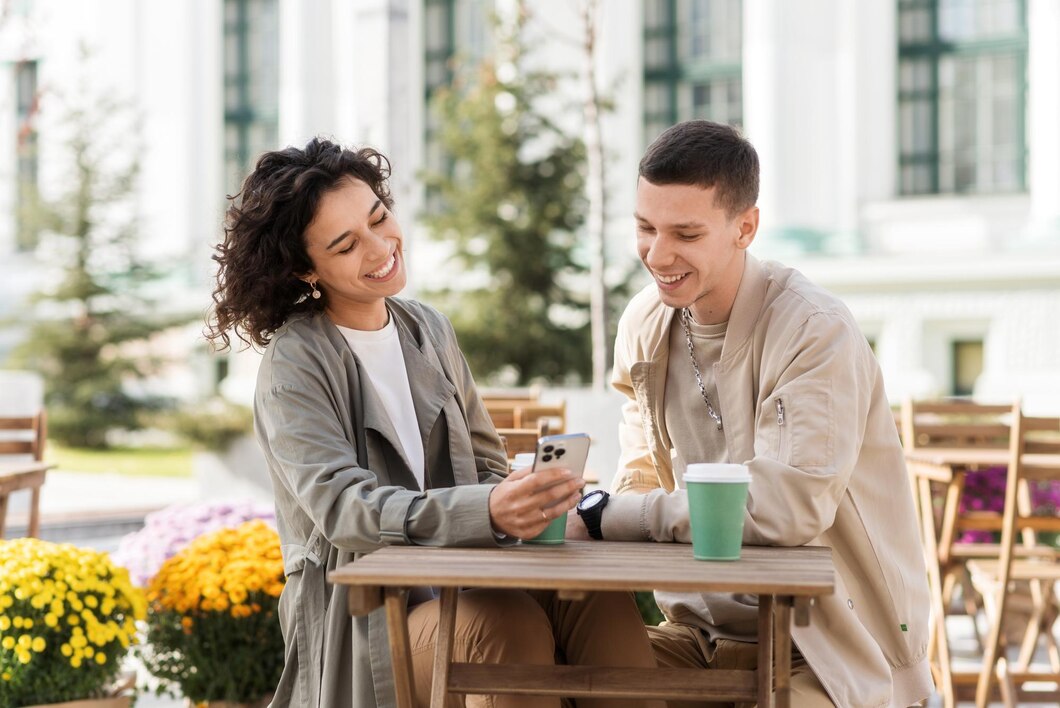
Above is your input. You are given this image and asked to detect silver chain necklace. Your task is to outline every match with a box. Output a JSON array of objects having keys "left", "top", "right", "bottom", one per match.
[{"left": 680, "top": 308, "right": 723, "bottom": 431}]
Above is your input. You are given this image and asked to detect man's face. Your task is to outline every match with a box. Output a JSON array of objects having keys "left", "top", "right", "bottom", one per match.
[{"left": 635, "top": 178, "right": 758, "bottom": 324}]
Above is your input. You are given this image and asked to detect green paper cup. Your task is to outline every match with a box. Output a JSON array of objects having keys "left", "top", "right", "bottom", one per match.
[
  {"left": 684, "top": 463, "right": 751, "bottom": 561},
  {"left": 524, "top": 512, "right": 568, "bottom": 545},
  {"left": 510, "top": 454, "right": 567, "bottom": 545}
]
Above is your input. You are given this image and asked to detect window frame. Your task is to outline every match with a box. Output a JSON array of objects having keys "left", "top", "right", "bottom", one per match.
[{"left": 896, "top": 0, "right": 1028, "bottom": 196}]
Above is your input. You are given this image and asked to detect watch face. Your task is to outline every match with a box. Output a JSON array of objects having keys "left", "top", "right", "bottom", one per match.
[{"left": 577, "top": 489, "right": 605, "bottom": 512}]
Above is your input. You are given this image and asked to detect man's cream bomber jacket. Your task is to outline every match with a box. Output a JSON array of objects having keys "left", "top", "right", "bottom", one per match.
[{"left": 602, "top": 254, "right": 934, "bottom": 708}]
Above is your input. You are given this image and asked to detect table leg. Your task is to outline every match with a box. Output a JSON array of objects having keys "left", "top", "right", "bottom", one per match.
[
  {"left": 757, "top": 595, "right": 774, "bottom": 708},
  {"left": 430, "top": 587, "right": 458, "bottom": 708},
  {"left": 384, "top": 587, "right": 417, "bottom": 708},
  {"left": 774, "top": 597, "right": 793, "bottom": 708}
]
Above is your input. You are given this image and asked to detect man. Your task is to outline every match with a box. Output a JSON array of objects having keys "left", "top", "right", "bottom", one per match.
[{"left": 571, "top": 121, "right": 932, "bottom": 707}]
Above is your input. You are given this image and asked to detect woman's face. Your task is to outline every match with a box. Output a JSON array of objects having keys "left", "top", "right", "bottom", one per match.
[{"left": 301, "top": 176, "right": 406, "bottom": 329}]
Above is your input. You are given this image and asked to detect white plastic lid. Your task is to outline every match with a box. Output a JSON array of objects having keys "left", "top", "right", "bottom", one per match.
[
  {"left": 511, "top": 452, "right": 536, "bottom": 470},
  {"left": 683, "top": 463, "right": 751, "bottom": 484}
]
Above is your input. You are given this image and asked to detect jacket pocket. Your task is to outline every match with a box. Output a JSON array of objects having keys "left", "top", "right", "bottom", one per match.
[
  {"left": 760, "top": 383, "right": 834, "bottom": 468},
  {"left": 786, "top": 384, "right": 834, "bottom": 468}
]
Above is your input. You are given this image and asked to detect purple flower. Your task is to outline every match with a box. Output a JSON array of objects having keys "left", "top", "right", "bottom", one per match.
[
  {"left": 956, "top": 466, "right": 1060, "bottom": 543},
  {"left": 111, "top": 499, "right": 275, "bottom": 586}
]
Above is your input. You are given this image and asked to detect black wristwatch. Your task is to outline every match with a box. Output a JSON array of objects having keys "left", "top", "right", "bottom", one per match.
[{"left": 576, "top": 490, "right": 610, "bottom": 540}]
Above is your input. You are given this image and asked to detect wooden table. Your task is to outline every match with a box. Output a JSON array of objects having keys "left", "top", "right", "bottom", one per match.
[
  {"left": 905, "top": 449, "right": 1060, "bottom": 706},
  {"left": 0, "top": 461, "right": 51, "bottom": 538},
  {"left": 330, "top": 541, "right": 834, "bottom": 708}
]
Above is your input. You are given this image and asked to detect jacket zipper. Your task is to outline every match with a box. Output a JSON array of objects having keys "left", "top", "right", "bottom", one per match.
[{"left": 776, "top": 398, "right": 785, "bottom": 426}]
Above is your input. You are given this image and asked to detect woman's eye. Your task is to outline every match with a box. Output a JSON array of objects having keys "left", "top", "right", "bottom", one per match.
[
  {"left": 373, "top": 212, "right": 389, "bottom": 227},
  {"left": 338, "top": 241, "right": 357, "bottom": 255}
]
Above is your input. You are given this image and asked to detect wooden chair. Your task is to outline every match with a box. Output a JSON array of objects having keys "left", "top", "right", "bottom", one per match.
[
  {"left": 480, "top": 385, "right": 541, "bottom": 403},
  {"left": 0, "top": 411, "right": 49, "bottom": 538},
  {"left": 497, "top": 419, "right": 550, "bottom": 462},
  {"left": 513, "top": 401, "right": 567, "bottom": 435},
  {"left": 967, "top": 414, "right": 1060, "bottom": 706},
  {"left": 902, "top": 399, "right": 1058, "bottom": 704},
  {"left": 486, "top": 400, "right": 567, "bottom": 436},
  {"left": 484, "top": 401, "right": 519, "bottom": 430}
]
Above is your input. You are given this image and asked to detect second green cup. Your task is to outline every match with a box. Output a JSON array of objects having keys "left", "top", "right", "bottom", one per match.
[{"left": 684, "top": 463, "right": 751, "bottom": 560}]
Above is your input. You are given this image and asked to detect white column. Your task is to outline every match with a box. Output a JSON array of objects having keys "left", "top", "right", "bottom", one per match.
[
  {"left": 1026, "top": 0, "right": 1060, "bottom": 243},
  {"left": 743, "top": 0, "right": 858, "bottom": 257},
  {"left": 279, "top": 0, "right": 337, "bottom": 146}
]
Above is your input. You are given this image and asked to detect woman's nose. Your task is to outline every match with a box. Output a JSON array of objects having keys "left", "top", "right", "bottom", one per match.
[{"left": 364, "top": 231, "right": 391, "bottom": 260}]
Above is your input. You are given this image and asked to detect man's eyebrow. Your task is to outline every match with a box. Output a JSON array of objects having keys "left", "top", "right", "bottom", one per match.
[
  {"left": 672, "top": 221, "right": 706, "bottom": 230},
  {"left": 325, "top": 199, "right": 383, "bottom": 250}
]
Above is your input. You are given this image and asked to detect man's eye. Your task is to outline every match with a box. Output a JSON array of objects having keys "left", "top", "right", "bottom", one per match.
[{"left": 678, "top": 233, "right": 702, "bottom": 240}]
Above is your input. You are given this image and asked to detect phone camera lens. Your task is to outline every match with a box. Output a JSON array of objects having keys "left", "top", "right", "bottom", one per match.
[
  {"left": 556, "top": 449, "right": 566, "bottom": 457},
  {"left": 543, "top": 445, "right": 554, "bottom": 453},
  {"left": 542, "top": 454, "right": 553, "bottom": 462}
]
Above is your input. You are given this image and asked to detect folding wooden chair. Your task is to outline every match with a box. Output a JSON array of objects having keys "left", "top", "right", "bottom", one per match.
[
  {"left": 902, "top": 399, "right": 1058, "bottom": 704},
  {"left": 0, "top": 411, "right": 49, "bottom": 538},
  {"left": 514, "top": 401, "right": 567, "bottom": 434},
  {"left": 967, "top": 414, "right": 1060, "bottom": 706},
  {"left": 497, "top": 419, "right": 550, "bottom": 463},
  {"left": 484, "top": 401, "right": 519, "bottom": 429}
]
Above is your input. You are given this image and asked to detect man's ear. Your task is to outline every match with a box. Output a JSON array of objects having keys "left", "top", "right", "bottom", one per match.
[{"left": 736, "top": 206, "right": 759, "bottom": 249}]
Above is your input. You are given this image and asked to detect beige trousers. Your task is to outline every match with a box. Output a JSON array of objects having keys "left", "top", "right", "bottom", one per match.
[
  {"left": 408, "top": 588, "right": 666, "bottom": 708},
  {"left": 647, "top": 622, "right": 834, "bottom": 708}
]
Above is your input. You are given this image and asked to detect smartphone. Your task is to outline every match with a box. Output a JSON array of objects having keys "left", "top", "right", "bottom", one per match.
[{"left": 531, "top": 432, "right": 591, "bottom": 487}]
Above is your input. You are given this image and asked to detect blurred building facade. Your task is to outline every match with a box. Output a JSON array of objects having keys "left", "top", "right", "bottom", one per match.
[{"left": 2, "top": 0, "right": 1059, "bottom": 411}]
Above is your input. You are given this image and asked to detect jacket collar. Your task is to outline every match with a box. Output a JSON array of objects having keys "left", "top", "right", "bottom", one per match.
[
  {"left": 641, "top": 252, "right": 768, "bottom": 369},
  {"left": 325, "top": 301, "right": 457, "bottom": 490}
]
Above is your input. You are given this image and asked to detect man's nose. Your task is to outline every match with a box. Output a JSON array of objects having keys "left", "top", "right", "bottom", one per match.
[{"left": 644, "top": 237, "right": 673, "bottom": 268}]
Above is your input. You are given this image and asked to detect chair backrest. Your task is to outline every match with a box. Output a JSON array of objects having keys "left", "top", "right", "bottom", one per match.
[
  {"left": 514, "top": 401, "right": 567, "bottom": 435},
  {"left": 0, "top": 412, "right": 46, "bottom": 461},
  {"left": 497, "top": 419, "right": 550, "bottom": 462},
  {"left": 901, "top": 398, "right": 1014, "bottom": 451},
  {"left": 480, "top": 385, "right": 541, "bottom": 403},
  {"left": 485, "top": 401, "right": 519, "bottom": 430}
]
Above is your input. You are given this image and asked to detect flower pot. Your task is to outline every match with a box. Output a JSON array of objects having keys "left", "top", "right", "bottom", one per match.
[
  {"left": 21, "top": 673, "right": 135, "bottom": 708},
  {"left": 185, "top": 696, "right": 272, "bottom": 708},
  {"left": 22, "top": 699, "right": 130, "bottom": 708}
]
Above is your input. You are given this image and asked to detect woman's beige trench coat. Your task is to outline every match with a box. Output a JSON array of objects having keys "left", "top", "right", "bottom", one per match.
[{"left": 254, "top": 298, "right": 510, "bottom": 707}]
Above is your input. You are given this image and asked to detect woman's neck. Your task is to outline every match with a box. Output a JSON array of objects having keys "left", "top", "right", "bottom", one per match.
[{"left": 325, "top": 300, "right": 390, "bottom": 331}]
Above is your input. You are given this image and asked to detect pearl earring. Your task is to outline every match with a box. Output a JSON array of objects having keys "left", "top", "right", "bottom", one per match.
[{"left": 310, "top": 281, "right": 322, "bottom": 300}]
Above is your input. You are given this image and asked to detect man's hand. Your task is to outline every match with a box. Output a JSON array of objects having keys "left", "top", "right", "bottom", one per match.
[{"left": 489, "top": 466, "right": 584, "bottom": 539}]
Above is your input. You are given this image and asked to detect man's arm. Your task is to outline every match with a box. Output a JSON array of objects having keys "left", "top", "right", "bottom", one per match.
[{"left": 601, "top": 311, "right": 874, "bottom": 547}]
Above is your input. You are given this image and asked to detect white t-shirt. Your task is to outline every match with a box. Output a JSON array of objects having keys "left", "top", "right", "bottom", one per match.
[{"left": 336, "top": 318, "right": 426, "bottom": 490}]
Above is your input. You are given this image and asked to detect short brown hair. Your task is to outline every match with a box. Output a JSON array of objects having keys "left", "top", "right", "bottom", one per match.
[
  {"left": 639, "top": 120, "right": 759, "bottom": 216},
  {"left": 206, "top": 138, "right": 393, "bottom": 350}
]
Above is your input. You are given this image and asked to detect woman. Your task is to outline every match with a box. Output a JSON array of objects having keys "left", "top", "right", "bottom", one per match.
[{"left": 206, "top": 138, "right": 662, "bottom": 708}]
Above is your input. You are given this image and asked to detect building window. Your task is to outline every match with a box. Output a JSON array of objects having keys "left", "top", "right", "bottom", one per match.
[
  {"left": 223, "top": 0, "right": 279, "bottom": 196},
  {"left": 423, "top": 0, "right": 490, "bottom": 209},
  {"left": 643, "top": 0, "right": 742, "bottom": 146},
  {"left": 15, "top": 60, "right": 39, "bottom": 251},
  {"left": 897, "top": 0, "right": 1027, "bottom": 195},
  {"left": 951, "top": 339, "right": 983, "bottom": 396}
]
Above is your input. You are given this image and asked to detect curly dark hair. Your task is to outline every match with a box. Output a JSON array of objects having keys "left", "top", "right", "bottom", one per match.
[{"left": 205, "top": 138, "right": 394, "bottom": 350}]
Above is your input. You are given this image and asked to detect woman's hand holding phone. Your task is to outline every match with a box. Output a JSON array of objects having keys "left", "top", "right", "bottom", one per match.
[{"left": 488, "top": 465, "right": 584, "bottom": 539}]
